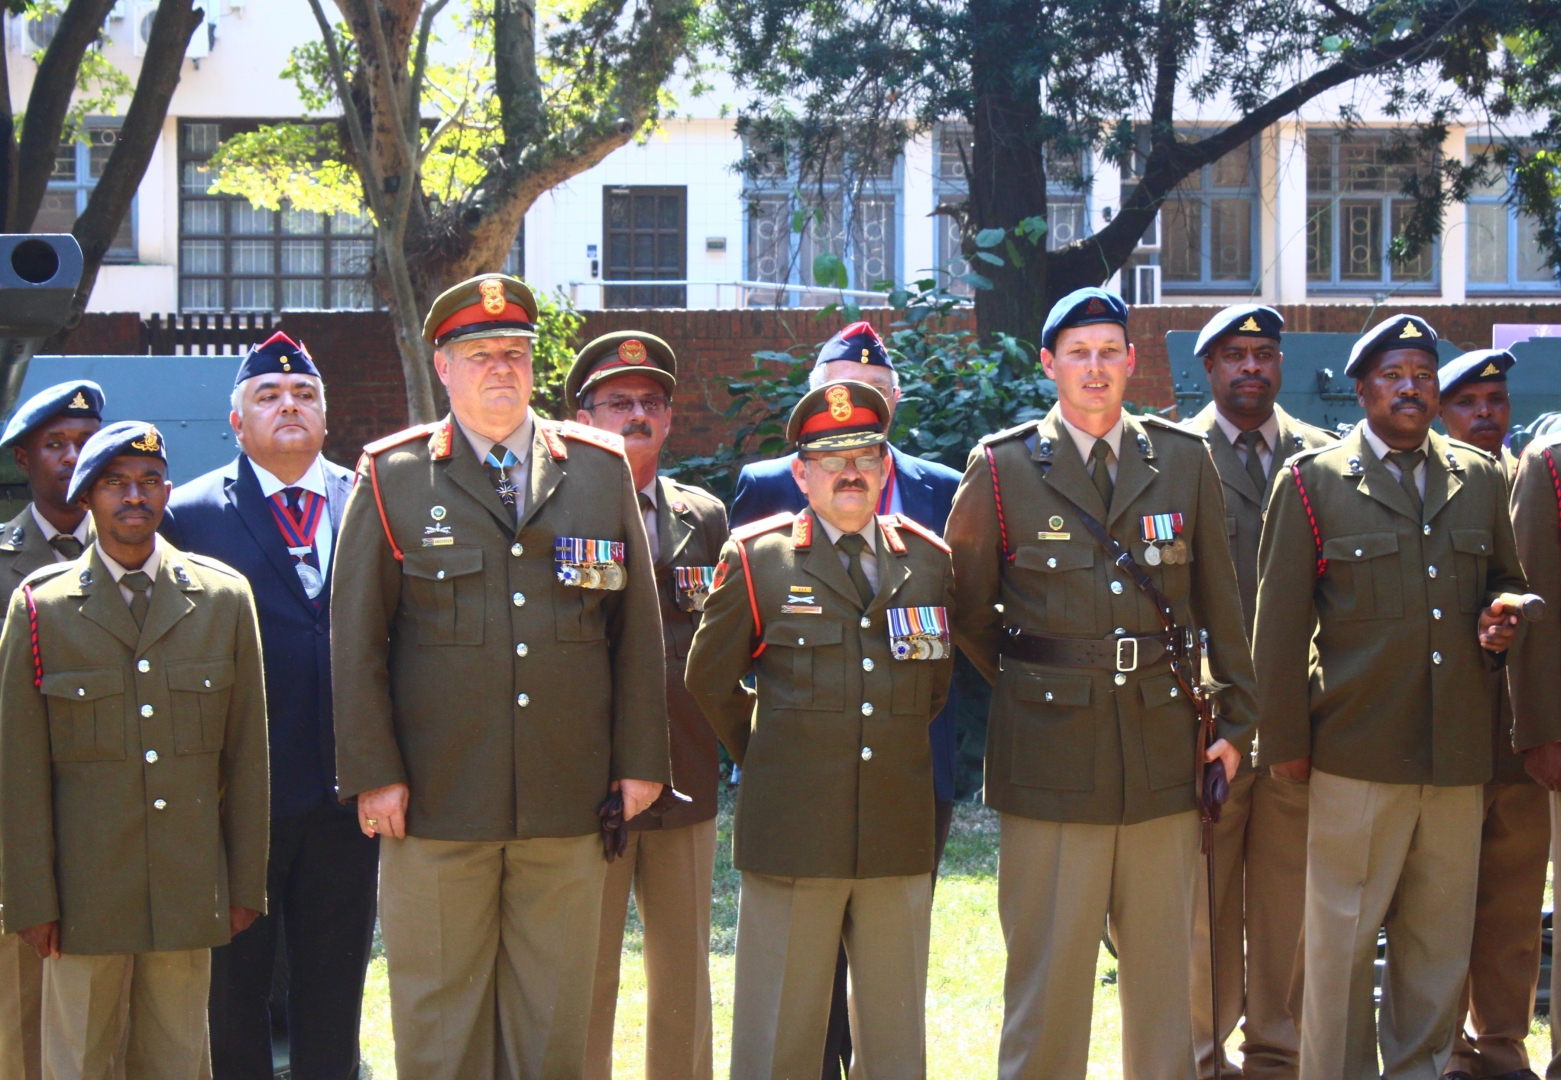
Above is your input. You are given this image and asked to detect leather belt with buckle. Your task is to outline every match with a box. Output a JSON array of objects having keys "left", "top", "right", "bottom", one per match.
[{"left": 999, "top": 628, "right": 1193, "bottom": 672}]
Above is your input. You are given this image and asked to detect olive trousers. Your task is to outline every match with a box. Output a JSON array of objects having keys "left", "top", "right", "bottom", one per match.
[
  {"left": 584, "top": 817, "right": 717, "bottom": 1080},
  {"left": 1299, "top": 771, "right": 1481, "bottom": 1080},
  {"left": 379, "top": 832, "right": 605, "bottom": 1080},
  {"left": 997, "top": 809, "right": 1201, "bottom": 1080},
  {"left": 0, "top": 930, "right": 43, "bottom": 1080}
]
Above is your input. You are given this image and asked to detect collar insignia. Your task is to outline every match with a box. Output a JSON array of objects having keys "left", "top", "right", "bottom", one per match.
[
  {"left": 1347, "top": 454, "right": 1364, "bottom": 475},
  {"left": 792, "top": 513, "right": 813, "bottom": 548},
  {"left": 428, "top": 420, "right": 454, "bottom": 460}
]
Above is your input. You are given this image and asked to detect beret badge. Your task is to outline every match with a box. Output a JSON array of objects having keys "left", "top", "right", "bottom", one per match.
[
  {"left": 826, "top": 385, "right": 853, "bottom": 421},
  {"left": 1399, "top": 321, "right": 1423, "bottom": 339},
  {"left": 68, "top": 391, "right": 89, "bottom": 410},
  {"left": 129, "top": 427, "right": 162, "bottom": 453},
  {"left": 480, "top": 278, "right": 507, "bottom": 315},
  {"left": 618, "top": 339, "right": 648, "bottom": 364},
  {"left": 1086, "top": 297, "right": 1107, "bottom": 315},
  {"left": 1238, "top": 316, "right": 1261, "bottom": 332}
]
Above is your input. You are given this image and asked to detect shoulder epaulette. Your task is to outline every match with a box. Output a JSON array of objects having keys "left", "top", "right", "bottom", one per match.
[
  {"left": 978, "top": 419, "right": 1043, "bottom": 447},
  {"left": 1139, "top": 413, "right": 1205, "bottom": 439},
  {"left": 363, "top": 422, "right": 439, "bottom": 457},
  {"left": 888, "top": 513, "right": 951, "bottom": 554},
  {"left": 1445, "top": 437, "right": 1497, "bottom": 465},
  {"left": 182, "top": 552, "right": 244, "bottom": 579},
  {"left": 731, "top": 511, "right": 796, "bottom": 543},
  {"left": 19, "top": 562, "right": 73, "bottom": 587},
  {"left": 878, "top": 515, "right": 906, "bottom": 554},
  {"left": 1527, "top": 431, "right": 1561, "bottom": 456},
  {"left": 552, "top": 420, "right": 627, "bottom": 459}
]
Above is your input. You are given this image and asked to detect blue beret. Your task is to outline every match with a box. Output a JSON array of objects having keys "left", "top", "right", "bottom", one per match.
[
  {"left": 1042, "top": 288, "right": 1128, "bottom": 353},
  {"left": 68, "top": 421, "right": 167, "bottom": 504},
  {"left": 1344, "top": 314, "right": 1439, "bottom": 378},
  {"left": 1194, "top": 304, "right": 1283, "bottom": 357},
  {"left": 234, "top": 331, "right": 321, "bottom": 386},
  {"left": 0, "top": 380, "right": 103, "bottom": 447},
  {"left": 1439, "top": 348, "right": 1514, "bottom": 395},
  {"left": 816, "top": 321, "right": 891, "bottom": 369}
]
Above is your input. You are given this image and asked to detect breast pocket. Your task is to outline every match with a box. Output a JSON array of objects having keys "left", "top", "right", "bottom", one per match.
[
  {"left": 1138, "top": 672, "right": 1197, "bottom": 791},
  {"left": 41, "top": 669, "right": 125, "bottom": 762},
  {"left": 1451, "top": 529, "right": 1493, "bottom": 613},
  {"left": 1012, "top": 543, "right": 1095, "bottom": 634},
  {"left": 1004, "top": 667, "right": 1094, "bottom": 791},
  {"left": 402, "top": 547, "right": 485, "bottom": 645},
  {"left": 1321, "top": 532, "right": 1403, "bottom": 620},
  {"left": 762, "top": 619, "right": 845, "bottom": 711},
  {"left": 167, "top": 658, "right": 235, "bottom": 754}
]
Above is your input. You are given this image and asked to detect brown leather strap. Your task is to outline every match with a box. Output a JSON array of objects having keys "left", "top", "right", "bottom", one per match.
[{"left": 1000, "top": 628, "right": 1191, "bottom": 671}]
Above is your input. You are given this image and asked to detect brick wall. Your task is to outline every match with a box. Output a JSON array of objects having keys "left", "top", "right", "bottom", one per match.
[{"left": 63, "top": 301, "right": 1561, "bottom": 465}]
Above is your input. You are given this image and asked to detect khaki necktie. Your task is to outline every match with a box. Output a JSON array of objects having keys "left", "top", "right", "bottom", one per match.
[
  {"left": 1238, "top": 429, "right": 1269, "bottom": 498},
  {"left": 49, "top": 534, "right": 83, "bottom": 560},
  {"left": 1089, "top": 438, "right": 1114, "bottom": 511},
  {"left": 1386, "top": 449, "right": 1426, "bottom": 519},
  {"left": 836, "top": 533, "right": 874, "bottom": 609},
  {"left": 122, "top": 570, "right": 152, "bottom": 629}
]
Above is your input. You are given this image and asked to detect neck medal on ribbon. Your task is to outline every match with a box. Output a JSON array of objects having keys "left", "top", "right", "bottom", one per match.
[{"left": 268, "top": 490, "right": 327, "bottom": 597}]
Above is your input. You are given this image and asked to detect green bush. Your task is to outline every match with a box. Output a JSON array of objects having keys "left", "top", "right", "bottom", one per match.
[{"left": 531, "top": 287, "right": 586, "bottom": 420}]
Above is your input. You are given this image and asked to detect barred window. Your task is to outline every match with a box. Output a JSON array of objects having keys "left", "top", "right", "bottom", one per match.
[
  {"left": 1466, "top": 143, "right": 1559, "bottom": 293},
  {"left": 1306, "top": 130, "right": 1438, "bottom": 290},
  {"left": 37, "top": 125, "right": 134, "bottom": 262}
]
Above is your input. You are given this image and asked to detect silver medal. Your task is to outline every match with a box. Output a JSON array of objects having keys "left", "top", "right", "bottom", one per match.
[
  {"left": 1143, "top": 543, "right": 1162, "bottom": 566},
  {"left": 296, "top": 562, "right": 324, "bottom": 599}
]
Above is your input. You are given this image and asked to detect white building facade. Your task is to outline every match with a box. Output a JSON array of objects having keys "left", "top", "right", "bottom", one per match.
[{"left": 9, "top": 3, "right": 1555, "bottom": 316}]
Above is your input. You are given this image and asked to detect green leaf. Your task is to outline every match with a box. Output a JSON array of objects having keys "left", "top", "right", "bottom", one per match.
[
  {"left": 843, "top": 300, "right": 862, "bottom": 321},
  {"left": 974, "top": 228, "right": 1006, "bottom": 248},
  {"left": 1320, "top": 34, "right": 1344, "bottom": 51},
  {"left": 974, "top": 250, "right": 1004, "bottom": 266},
  {"left": 1013, "top": 216, "right": 1050, "bottom": 244},
  {"left": 791, "top": 207, "right": 808, "bottom": 233},
  {"left": 958, "top": 271, "right": 994, "bottom": 290},
  {"left": 812, "top": 251, "right": 849, "bottom": 289}
]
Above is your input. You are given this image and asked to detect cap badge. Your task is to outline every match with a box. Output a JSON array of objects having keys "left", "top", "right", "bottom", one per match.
[
  {"left": 281, "top": 358, "right": 292, "bottom": 372},
  {"left": 1086, "top": 297, "right": 1106, "bottom": 315},
  {"left": 860, "top": 347, "right": 870, "bottom": 363},
  {"left": 480, "top": 279, "right": 507, "bottom": 315},
  {"left": 1238, "top": 316, "right": 1261, "bottom": 332},
  {"left": 1399, "top": 322, "right": 1423, "bottom": 339},
  {"left": 826, "top": 385, "right": 853, "bottom": 422},
  {"left": 67, "top": 391, "right": 89, "bottom": 410},
  {"left": 618, "top": 339, "right": 648, "bottom": 364},
  {"left": 1480, "top": 361, "right": 1500, "bottom": 376},
  {"left": 129, "top": 427, "right": 161, "bottom": 453}
]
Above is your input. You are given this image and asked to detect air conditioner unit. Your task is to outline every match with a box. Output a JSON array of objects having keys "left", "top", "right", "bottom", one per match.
[
  {"left": 1134, "top": 263, "right": 1162, "bottom": 305},
  {"left": 12, "top": 12, "right": 60, "bottom": 52},
  {"left": 1135, "top": 212, "right": 1161, "bottom": 252},
  {"left": 133, "top": 2, "right": 211, "bottom": 58},
  {"left": 108, "top": 1, "right": 128, "bottom": 20}
]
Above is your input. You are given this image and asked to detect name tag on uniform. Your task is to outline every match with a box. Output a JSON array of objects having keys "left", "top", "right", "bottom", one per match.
[
  {"left": 674, "top": 566, "right": 717, "bottom": 611},
  {"left": 555, "top": 537, "right": 626, "bottom": 590},
  {"left": 888, "top": 606, "right": 951, "bottom": 660}
]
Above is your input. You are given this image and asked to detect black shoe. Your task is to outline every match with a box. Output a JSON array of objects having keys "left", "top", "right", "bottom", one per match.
[
  {"left": 1489, "top": 1071, "right": 1541, "bottom": 1080},
  {"left": 1443, "top": 1073, "right": 1476, "bottom": 1080}
]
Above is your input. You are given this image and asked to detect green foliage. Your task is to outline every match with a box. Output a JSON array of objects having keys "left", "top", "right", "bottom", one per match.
[
  {"left": 529, "top": 288, "right": 587, "bottom": 420},
  {"left": 205, "top": 124, "right": 363, "bottom": 216},
  {"left": 16, "top": 4, "right": 135, "bottom": 145}
]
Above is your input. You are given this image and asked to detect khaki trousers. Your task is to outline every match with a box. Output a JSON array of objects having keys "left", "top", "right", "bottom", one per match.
[
  {"left": 729, "top": 871, "right": 931, "bottom": 1080},
  {"left": 1192, "top": 772, "right": 1310, "bottom": 1080},
  {"left": 41, "top": 948, "right": 209, "bottom": 1080},
  {"left": 0, "top": 931, "right": 43, "bottom": 1080},
  {"left": 379, "top": 832, "right": 606, "bottom": 1080},
  {"left": 585, "top": 818, "right": 717, "bottom": 1080},
  {"left": 1448, "top": 782, "right": 1549, "bottom": 1078},
  {"left": 998, "top": 810, "right": 1201, "bottom": 1080},
  {"left": 1299, "top": 771, "right": 1482, "bottom": 1080}
]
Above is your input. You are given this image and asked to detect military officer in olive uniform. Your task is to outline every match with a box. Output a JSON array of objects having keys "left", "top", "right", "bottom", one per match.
[
  {"left": 569, "top": 331, "right": 728, "bottom": 1080},
  {"left": 0, "top": 379, "right": 104, "bottom": 1080},
  {"left": 1434, "top": 348, "right": 1547, "bottom": 1080},
  {"left": 0, "top": 421, "right": 270, "bottom": 1080},
  {"left": 1185, "top": 305, "right": 1334, "bottom": 1080},
  {"left": 686, "top": 380, "right": 955, "bottom": 1080},
  {"left": 331, "top": 275, "right": 670, "bottom": 1080},
  {"left": 1253, "top": 315, "right": 1526, "bottom": 1080},
  {"left": 945, "top": 288, "right": 1258, "bottom": 1080}
]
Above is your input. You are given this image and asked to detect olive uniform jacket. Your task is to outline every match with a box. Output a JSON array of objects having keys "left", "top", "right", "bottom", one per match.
[
  {"left": 1253, "top": 425, "right": 1525, "bottom": 785},
  {"left": 1490, "top": 447, "right": 1527, "bottom": 784},
  {"left": 0, "top": 504, "right": 92, "bottom": 624},
  {"left": 944, "top": 408, "right": 1259, "bottom": 826},
  {"left": 685, "top": 510, "right": 955, "bottom": 879},
  {"left": 1508, "top": 437, "right": 1561, "bottom": 758},
  {"left": 0, "top": 545, "right": 269, "bottom": 954},
  {"left": 331, "top": 415, "right": 670, "bottom": 841},
  {"left": 640, "top": 475, "right": 728, "bottom": 832}
]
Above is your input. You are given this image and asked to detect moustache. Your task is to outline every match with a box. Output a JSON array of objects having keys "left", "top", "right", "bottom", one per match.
[
  {"left": 621, "top": 421, "right": 653, "bottom": 438},
  {"left": 833, "top": 478, "right": 869, "bottom": 493},
  {"left": 1231, "top": 376, "right": 1271, "bottom": 391},
  {"left": 1391, "top": 398, "right": 1426, "bottom": 412}
]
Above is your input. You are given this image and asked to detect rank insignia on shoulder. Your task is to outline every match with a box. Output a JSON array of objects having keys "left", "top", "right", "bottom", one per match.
[
  {"left": 555, "top": 537, "right": 627, "bottom": 590},
  {"left": 889, "top": 606, "right": 951, "bottom": 660},
  {"left": 792, "top": 514, "right": 813, "bottom": 548},
  {"left": 674, "top": 565, "right": 717, "bottom": 611}
]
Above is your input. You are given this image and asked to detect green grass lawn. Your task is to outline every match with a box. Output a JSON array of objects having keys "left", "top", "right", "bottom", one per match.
[{"left": 358, "top": 794, "right": 1557, "bottom": 1078}]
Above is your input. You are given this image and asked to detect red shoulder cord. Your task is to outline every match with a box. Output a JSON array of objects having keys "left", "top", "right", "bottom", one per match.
[
  {"left": 365, "top": 453, "right": 404, "bottom": 563},
  {"left": 983, "top": 445, "right": 1014, "bottom": 562},
  {"left": 22, "top": 585, "right": 40, "bottom": 688},
  {"left": 1545, "top": 449, "right": 1561, "bottom": 541},
  {"left": 734, "top": 539, "right": 765, "bottom": 659},
  {"left": 1290, "top": 462, "right": 1326, "bottom": 579}
]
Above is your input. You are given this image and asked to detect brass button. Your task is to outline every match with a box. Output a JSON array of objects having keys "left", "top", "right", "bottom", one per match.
[
  {"left": 140, "top": 704, "right": 153, "bottom": 718},
  {"left": 862, "top": 658, "right": 874, "bottom": 672},
  {"left": 515, "top": 643, "right": 528, "bottom": 657},
  {"left": 1170, "top": 687, "right": 1179, "bottom": 698},
  {"left": 153, "top": 799, "right": 167, "bottom": 810},
  {"left": 517, "top": 693, "right": 530, "bottom": 707},
  {"left": 144, "top": 750, "right": 158, "bottom": 764},
  {"left": 860, "top": 747, "right": 873, "bottom": 761},
  {"left": 436, "top": 570, "right": 446, "bottom": 580},
  {"left": 1432, "top": 651, "right": 1443, "bottom": 665},
  {"left": 1110, "top": 581, "right": 1124, "bottom": 595},
  {"left": 1432, "top": 608, "right": 1443, "bottom": 620},
  {"left": 797, "top": 637, "right": 806, "bottom": 645},
  {"left": 1113, "top": 673, "right": 1127, "bottom": 686},
  {"left": 1428, "top": 565, "right": 1438, "bottom": 579},
  {"left": 76, "top": 687, "right": 85, "bottom": 697},
  {"left": 1044, "top": 691, "right": 1054, "bottom": 702},
  {"left": 1423, "top": 525, "right": 1431, "bottom": 536},
  {"left": 861, "top": 703, "right": 874, "bottom": 716},
  {"left": 137, "top": 659, "right": 150, "bottom": 673},
  {"left": 1354, "top": 548, "right": 1364, "bottom": 557},
  {"left": 1047, "top": 557, "right": 1058, "bottom": 569},
  {"left": 512, "top": 592, "right": 525, "bottom": 607},
  {"left": 204, "top": 679, "right": 212, "bottom": 688},
  {"left": 860, "top": 617, "right": 871, "bottom": 628},
  {"left": 511, "top": 543, "right": 524, "bottom": 557}
]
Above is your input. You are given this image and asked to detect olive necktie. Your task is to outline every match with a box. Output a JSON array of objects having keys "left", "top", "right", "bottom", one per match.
[
  {"left": 1238, "top": 430, "right": 1269, "bottom": 499},
  {"left": 836, "top": 533, "right": 875, "bottom": 608},
  {"left": 49, "top": 534, "right": 83, "bottom": 560},
  {"left": 1386, "top": 449, "right": 1426, "bottom": 518},
  {"left": 1089, "top": 439, "right": 1114, "bottom": 511},
  {"left": 122, "top": 570, "right": 152, "bottom": 629}
]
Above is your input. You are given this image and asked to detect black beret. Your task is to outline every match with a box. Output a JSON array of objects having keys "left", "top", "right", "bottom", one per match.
[
  {"left": 68, "top": 421, "right": 167, "bottom": 504},
  {"left": 565, "top": 331, "right": 676, "bottom": 413},
  {"left": 788, "top": 380, "right": 891, "bottom": 452},
  {"left": 1438, "top": 348, "right": 1514, "bottom": 396},
  {"left": 1042, "top": 288, "right": 1128, "bottom": 353},
  {"left": 816, "top": 321, "right": 892, "bottom": 369},
  {"left": 1194, "top": 304, "right": 1283, "bottom": 357},
  {"left": 234, "top": 331, "right": 321, "bottom": 385},
  {"left": 1, "top": 380, "right": 103, "bottom": 447},
  {"left": 1344, "top": 314, "right": 1439, "bottom": 378}
]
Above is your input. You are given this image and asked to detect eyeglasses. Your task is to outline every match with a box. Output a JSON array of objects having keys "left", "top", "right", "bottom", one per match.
[
  {"left": 587, "top": 396, "right": 669, "bottom": 416},
  {"left": 805, "top": 453, "right": 884, "bottom": 473}
]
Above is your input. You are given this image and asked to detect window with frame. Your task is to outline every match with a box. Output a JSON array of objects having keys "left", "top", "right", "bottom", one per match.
[
  {"left": 1306, "top": 130, "right": 1438, "bottom": 290},
  {"left": 1465, "top": 144, "right": 1558, "bottom": 292},
  {"left": 603, "top": 186, "right": 686, "bottom": 308},
  {"left": 1121, "top": 133, "right": 1257, "bottom": 292},
  {"left": 36, "top": 125, "right": 134, "bottom": 262},
  {"left": 179, "top": 121, "right": 377, "bottom": 313},
  {"left": 743, "top": 142, "right": 900, "bottom": 306}
]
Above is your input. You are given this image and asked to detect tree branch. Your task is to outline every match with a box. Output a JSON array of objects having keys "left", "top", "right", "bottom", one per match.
[
  {"left": 307, "top": 0, "right": 385, "bottom": 221},
  {"left": 494, "top": 0, "right": 543, "bottom": 151},
  {"left": 1315, "top": 0, "right": 1374, "bottom": 34},
  {"left": 408, "top": 0, "right": 450, "bottom": 153}
]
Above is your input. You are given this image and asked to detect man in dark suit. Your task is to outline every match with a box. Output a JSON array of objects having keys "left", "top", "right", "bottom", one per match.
[
  {"left": 161, "top": 333, "right": 371, "bottom": 1080},
  {"left": 729, "top": 321, "right": 966, "bottom": 1078}
]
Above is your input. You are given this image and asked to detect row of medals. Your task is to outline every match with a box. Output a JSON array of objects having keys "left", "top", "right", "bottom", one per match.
[{"left": 1142, "top": 538, "right": 1188, "bottom": 566}]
